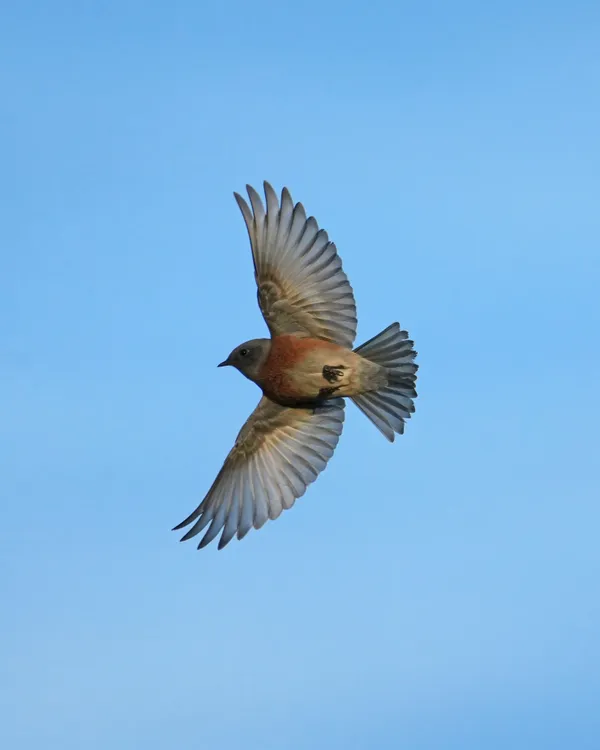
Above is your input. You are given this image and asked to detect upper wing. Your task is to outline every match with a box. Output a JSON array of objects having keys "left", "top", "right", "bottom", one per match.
[
  {"left": 173, "top": 396, "right": 345, "bottom": 550},
  {"left": 234, "top": 182, "right": 357, "bottom": 348}
]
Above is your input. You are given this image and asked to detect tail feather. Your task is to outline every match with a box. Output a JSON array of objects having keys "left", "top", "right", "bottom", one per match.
[{"left": 351, "top": 323, "right": 418, "bottom": 442}]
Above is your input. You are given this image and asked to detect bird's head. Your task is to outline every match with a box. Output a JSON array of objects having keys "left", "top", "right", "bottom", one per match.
[{"left": 218, "top": 339, "right": 271, "bottom": 382}]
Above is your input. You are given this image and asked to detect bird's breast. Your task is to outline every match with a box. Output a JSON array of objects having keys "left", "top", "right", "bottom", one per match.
[{"left": 258, "top": 335, "right": 363, "bottom": 404}]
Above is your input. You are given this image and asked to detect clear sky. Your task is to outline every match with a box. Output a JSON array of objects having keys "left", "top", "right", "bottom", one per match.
[{"left": 2, "top": 1, "right": 600, "bottom": 748}]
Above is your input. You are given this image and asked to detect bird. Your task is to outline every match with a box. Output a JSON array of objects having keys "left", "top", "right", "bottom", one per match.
[{"left": 173, "top": 181, "right": 418, "bottom": 550}]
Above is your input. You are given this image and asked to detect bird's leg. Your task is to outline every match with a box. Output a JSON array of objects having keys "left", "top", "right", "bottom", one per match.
[
  {"left": 318, "top": 385, "right": 341, "bottom": 399},
  {"left": 322, "top": 364, "right": 346, "bottom": 383}
]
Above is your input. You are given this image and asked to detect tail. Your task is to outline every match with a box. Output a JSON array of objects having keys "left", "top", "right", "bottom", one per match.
[{"left": 351, "top": 323, "right": 418, "bottom": 442}]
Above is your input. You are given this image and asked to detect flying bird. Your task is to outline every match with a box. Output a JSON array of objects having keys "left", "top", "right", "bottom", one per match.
[{"left": 174, "top": 182, "right": 418, "bottom": 550}]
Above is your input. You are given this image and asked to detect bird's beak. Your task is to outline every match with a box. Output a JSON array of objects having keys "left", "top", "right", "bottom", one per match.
[{"left": 217, "top": 360, "right": 229, "bottom": 368}]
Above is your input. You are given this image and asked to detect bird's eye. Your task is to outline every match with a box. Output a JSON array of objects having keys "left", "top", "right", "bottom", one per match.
[{"left": 239, "top": 348, "right": 249, "bottom": 357}]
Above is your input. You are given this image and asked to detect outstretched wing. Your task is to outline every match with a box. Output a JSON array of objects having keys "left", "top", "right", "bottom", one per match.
[
  {"left": 173, "top": 396, "right": 345, "bottom": 550},
  {"left": 234, "top": 182, "right": 357, "bottom": 348}
]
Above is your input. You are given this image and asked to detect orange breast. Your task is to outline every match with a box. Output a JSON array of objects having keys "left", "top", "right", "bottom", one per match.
[{"left": 259, "top": 335, "right": 345, "bottom": 403}]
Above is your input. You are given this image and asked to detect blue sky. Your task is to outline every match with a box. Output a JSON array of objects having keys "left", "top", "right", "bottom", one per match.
[{"left": 2, "top": 1, "right": 600, "bottom": 748}]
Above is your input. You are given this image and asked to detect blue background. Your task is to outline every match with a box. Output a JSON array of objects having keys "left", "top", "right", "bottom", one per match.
[{"left": 2, "top": 2, "right": 599, "bottom": 748}]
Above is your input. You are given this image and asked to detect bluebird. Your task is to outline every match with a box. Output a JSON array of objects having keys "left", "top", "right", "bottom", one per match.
[{"left": 174, "top": 182, "right": 418, "bottom": 550}]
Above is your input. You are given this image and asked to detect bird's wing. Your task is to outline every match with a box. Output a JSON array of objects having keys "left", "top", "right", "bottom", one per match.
[
  {"left": 234, "top": 182, "right": 357, "bottom": 348},
  {"left": 173, "top": 396, "right": 345, "bottom": 550}
]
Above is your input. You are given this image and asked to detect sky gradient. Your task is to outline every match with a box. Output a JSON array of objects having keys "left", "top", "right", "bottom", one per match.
[{"left": 2, "top": 2, "right": 600, "bottom": 748}]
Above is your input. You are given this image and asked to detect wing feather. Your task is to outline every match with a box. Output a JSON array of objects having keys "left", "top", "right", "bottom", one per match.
[
  {"left": 173, "top": 396, "right": 345, "bottom": 550},
  {"left": 234, "top": 182, "right": 357, "bottom": 347}
]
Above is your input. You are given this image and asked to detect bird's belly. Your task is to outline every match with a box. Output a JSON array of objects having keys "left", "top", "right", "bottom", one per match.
[
  {"left": 282, "top": 365, "right": 350, "bottom": 400},
  {"left": 260, "top": 338, "right": 363, "bottom": 405}
]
